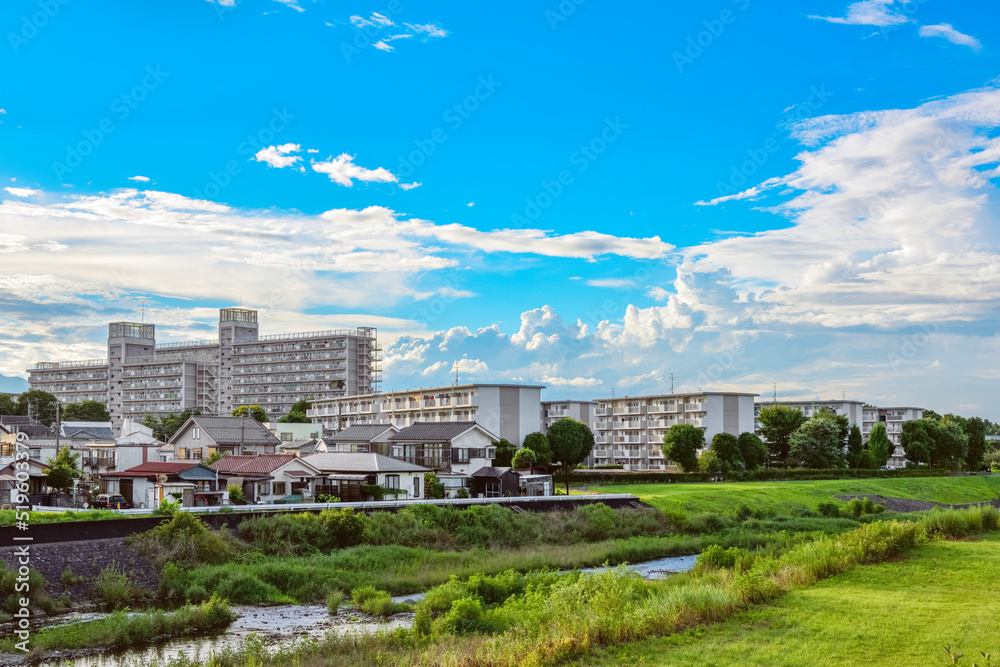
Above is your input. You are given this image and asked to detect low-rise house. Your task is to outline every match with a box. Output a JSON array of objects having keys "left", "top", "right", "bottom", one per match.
[
  {"left": 302, "top": 452, "right": 429, "bottom": 502},
  {"left": 168, "top": 416, "right": 281, "bottom": 461},
  {"left": 0, "top": 456, "right": 49, "bottom": 505},
  {"left": 519, "top": 473, "right": 553, "bottom": 496},
  {"left": 209, "top": 453, "right": 323, "bottom": 504},
  {"left": 326, "top": 424, "right": 399, "bottom": 455},
  {"left": 469, "top": 466, "right": 520, "bottom": 498},
  {"left": 265, "top": 422, "right": 323, "bottom": 444},
  {"left": 0, "top": 416, "right": 54, "bottom": 439},
  {"left": 100, "top": 461, "right": 222, "bottom": 508},
  {"left": 61, "top": 421, "right": 115, "bottom": 440},
  {"left": 276, "top": 438, "right": 327, "bottom": 457},
  {"left": 387, "top": 422, "right": 499, "bottom": 497}
]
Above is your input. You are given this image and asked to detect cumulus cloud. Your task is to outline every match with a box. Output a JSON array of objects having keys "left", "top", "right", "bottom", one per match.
[
  {"left": 310, "top": 154, "right": 397, "bottom": 187},
  {"left": 919, "top": 24, "right": 982, "bottom": 50},
  {"left": 255, "top": 143, "right": 303, "bottom": 169},
  {"left": 809, "top": 0, "right": 911, "bottom": 26},
  {"left": 4, "top": 187, "right": 41, "bottom": 197},
  {"left": 399, "top": 182, "right": 422, "bottom": 190},
  {"left": 127, "top": 175, "right": 151, "bottom": 183}
]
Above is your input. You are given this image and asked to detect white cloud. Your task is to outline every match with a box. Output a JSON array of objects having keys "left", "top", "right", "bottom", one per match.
[
  {"left": 399, "top": 182, "right": 422, "bottom": 190},
  {"left": 0, "top": 109, "right": 6, "bottom": 114},
  {"left": 645, "top": 286, "right": 670, "bottom": 301},
  {"left": 586, "top": 278, "right": 637, "bottom": 289},
  {"left": 307, "top": 148, "right": 319, "bottom": 153},
  {"left": 467, "top": 202, "right": 475, "bottom": 207},
  {"left": 809, "top": 0, "right": 911, "bottom": 26},
  {"left": 405, "top": 22, "right": 448, "bottom": 38},
  {"left": 311, "top": 154, "right": 398, "bottom": 187},
  {"left": 540, "top": 375, "right": 601, "bottom": 388},
  {"left": 373, "top": 41, "right": 394, "bottom": 52},
  {"left": 4, "top": 187, "right": 41, "bottom": 197},
  {"left": 272, "top": 0, "right": 305, "bottom": 11},
  {"left": 919, "top": 24, "right": 982, "bottom": 50},
  {"left": 127, "top": 175, "right": 151, "bottom": 183},
  {"left": 255, "top": 143, "right": 303, "bottom": 169}
]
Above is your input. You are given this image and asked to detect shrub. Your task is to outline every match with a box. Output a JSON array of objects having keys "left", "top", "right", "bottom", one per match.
[
  {"left": 441, "top": 596, "right": 489, "bottom": 635},
  {"left": 817, "top": 502, "right": 841, "bottom": 518},
  {"left": 696, "top": 545, "right": 753, "bottom": 572},
  {"left": 227, "top": 484, "right": 246, "bottom": 505},
  {"left": 351, "top": 586, "right": 407, "bottom": 617},
  {"left": 456, "top": 488, "right": 470, "bottom": 499},
  {"left": 326, "top": 591, "right": 344, "bottom": 615},
  {"left": 131, "top": 510, "right": 240, "bottom": 569},
  {"left": 153, "top": 498, "right": 181, "bottom": 517},
  {"left": 321, "top": 508, "right": 368, "bottom": 549},
  {"left": 92, "top": 565, "right": 150, "bottom": 609},
  {"left": 186, "top": 584, "right": 210, "bottom": 603}
]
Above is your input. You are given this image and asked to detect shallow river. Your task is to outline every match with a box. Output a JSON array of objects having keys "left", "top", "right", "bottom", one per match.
[{"left": 15, "top": 554, "right": 698, "bottom": 666}]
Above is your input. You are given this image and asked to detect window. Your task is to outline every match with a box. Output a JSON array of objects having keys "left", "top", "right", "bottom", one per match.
[
  {"left": 257, "top": 482, "right": 271, "bottom": 496},
  {"left": 413, "top": 475, "right": 420, "bottom": 498},
  {"left": 190, "top": 449, "right": 202, "bottom": 460},
  {"left": 454, "top": 448, "right": 470, "bottom": 464},
  {"left": 281, "top": 432, "right": 293, "bottom": 442},
  {"left": 192, "top": 427, "right": 201, "bottom": 440},
  {"left": 385, "top": 474, "right": 400, "bottom": 490},
  {"left": 177, "top": 447, "right": 187, "bottom": 460},
  {"left": 273, "top": 482, "right": 286, "bottom": 496}
]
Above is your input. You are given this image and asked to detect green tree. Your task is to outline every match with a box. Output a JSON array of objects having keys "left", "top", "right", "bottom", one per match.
[
  {"left": 511, "top": 447, "right": 537, "bottom": 470},
  {"left": 663, "top": 424, "right": 704, "bottom": 473},
  {"left": 788, "top": 414, "right": 846, "bottom": 469},
  {"left": 547, "top": 418, "right": 594, "bottom": 493},
  {"left": 423, "top": 471, "right": 445, "bottom": 499},
  {"left": 922, "top": 409, "right": 942, "bottom": 421},
  {"left": 901, "top": 418, "right": 938, "bottom": 465},
  {"left": 278, "top": 398, "right": 313, "bottom": 423},
  {"left": 966, "top": 417, "right": 987, "bottom": 471},
  {"left": 756, "top": 405, "right": 807, "bottom": 466},
  {"left": 15, "top": 389, "right": 58, "bottom": 427},
  {"left": 45, "top": 465, "right": 75, "bottom": 493},
  {"left": 846, "top": 424, "right": 865, "bottom": 469},
  {"left": 232, "top": 404, "right": 268, "bottom": 423},
  {"left": 737, "top": 432, "right": 769, "bottom": 471},
  {"left": 866, "top": 423, "right": 892, "bottom": 468},
  {"left": 522, "top": 432, "right": 552, "bottom": 466},
  {"left": 936, "top": 419, "right": 969, "bottom": 470},
  {"left": 46, "top": 446, "right": 82, "bottom": 476},
  {"left": 0, "top": 394, "right": 17, "bottom": 415},
  {"left": 61, "top": 400, "right": 111, "bottom": 422},
  {"left": 710, "top": 432, "right": 744, "bottom": 472},
  {"left": 142, "top": 408, "right": 199, "bottom": 442},
  {"left": 492, "top": 439, "right": 516, "bottom": 467},
  {"left": 698, "top": 450, "right": 724, "bottom": 475},
  {"left": 205, "top": 450, "right": 226, "bottom": 466},
  {"left": 859, "top": 448, "right": 876, "bottom": 469}
]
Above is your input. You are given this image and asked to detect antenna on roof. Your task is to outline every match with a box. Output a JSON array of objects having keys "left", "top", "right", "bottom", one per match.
[
  {"left": 452, "top": 360, "right": 460, "bottom": 386},
  {"left": 141, "top": 299, "right": 145, "bottom": 324},
  {"left": 669, "top": 373, "right": 676, "bottom": 393},
  {"left": 773, "top": 383, "right": 777, "bottom": 402}
]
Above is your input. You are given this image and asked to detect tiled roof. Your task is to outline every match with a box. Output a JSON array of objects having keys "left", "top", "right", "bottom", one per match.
[
  {"left": 329, "top": 424, "right": 397, "bottom": 442},
  {"left": 303, "top": 452, "right": 429, "bottom": 473},
  {"left": 63, "top": 426, "right": 115, "bottom": 440},
  {"left": 471, "top": 466, "right": 516, "bottom": 478},
  {"left": 108, "top": 461, "right": 203, "bottom": 477},
  {"left": 209, "top": 454, "right": 298, "bottom": 475},
  {"left": 180, "top": 416, "right": 281, "bottom": 446},
  {"left": 388, "top": 422, "right": 481, "bottom": 442},
  {"left": 0, "top": 416, "right": 54, "bottom": 438}
]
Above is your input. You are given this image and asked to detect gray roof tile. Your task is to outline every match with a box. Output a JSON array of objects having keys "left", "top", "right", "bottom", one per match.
[
  {"left": 388, "top": 421, "right": 480, "bottom": 442},
  {"left": 303, "top": 452, "right": 429, "bottom": 473}
]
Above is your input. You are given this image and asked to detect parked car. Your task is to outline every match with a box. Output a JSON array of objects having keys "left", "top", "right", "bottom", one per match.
[{"left": 92, "top": 494, "right": 130, "bottom": 509}]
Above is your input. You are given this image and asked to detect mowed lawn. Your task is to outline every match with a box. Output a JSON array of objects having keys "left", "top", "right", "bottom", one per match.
[
  {"left": 582, "top": 534, "right": 1000, "bottom": 667},
  {"left": 595, "top": 476, "right": 1000, "bottom": 516}
]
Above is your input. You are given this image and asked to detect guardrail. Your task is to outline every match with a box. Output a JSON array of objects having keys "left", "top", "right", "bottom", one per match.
[{"left": 28, "top": 493, "right": 639, "bottom": 517}]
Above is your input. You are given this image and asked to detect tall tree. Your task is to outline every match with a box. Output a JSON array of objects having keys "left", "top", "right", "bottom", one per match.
[
  {"left": 15, "top": 389, "right": 58, "bottom": 427},
  {"left": 756, "top": 405, "right": 806, "bottom": 466},
  {"left": 142, "top": 408, "right": 200, "bottom": 442},
  {"left": 45, "top": 446, "right": 82, "bottom": 476},
  {"left": 788, "top": 414, "right": 846, "bottom": 469},
  {"left": 232, "top": 404, "right": 268, "bottom": 423},
  {"left": 901, "top": 419, "right": 938, "bottom": 465},
  {"left": 522, "top": 432, "right": 552, "bottom": 466},
  {"left": 866, "top": 423, "right": 892, "bottom": 468},
  {"left": 737, "top": 432, "right": 769, "bottom": 471},
  {"left": 710, "top": 432, "right": 744, "bottom": 472},
  {"left": 663, "top": 424, "right": 704, "bottom": 473},
  {"left": 61, "top": 400, "right": 111, "bottom": 422},
  {"left": 966, "top": 417, "right": 987, "bottom": 471},
  {"left": 846, "top": 424, "right": 865, "bottom": 469},
  {"left": 492, "top": 439, "right": 516, "bottom": 467},
  {"left": 278, "top": 398, "right": 313, "bottom": 423},
  {"left": 936, "top": 419, "right": 969, "bottom": 470},
  {"left": 547, "top": 418, "right": 593, "bottom": 493},
  {"left": 922, "top": 409, "right": 942, "bottom": 421},
  {"left": 0, "top": 394, "right": 17, "bottom": 415}
]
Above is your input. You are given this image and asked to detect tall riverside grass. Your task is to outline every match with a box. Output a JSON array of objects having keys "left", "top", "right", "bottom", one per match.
[{"left": 0, "top": 595, "right": 235, "bottom": 656}]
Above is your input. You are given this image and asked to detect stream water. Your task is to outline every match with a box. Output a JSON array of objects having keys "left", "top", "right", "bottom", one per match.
[{"left": 8, "top": 554, "right": 699, "bottom": 666}]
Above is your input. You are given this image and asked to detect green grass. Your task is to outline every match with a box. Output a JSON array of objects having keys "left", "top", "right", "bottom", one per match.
[
  {"left": 596, "top": 476, "right": 1000, "bottom": 517},
  {"left": 0, "top": 509, "right": 132, "bottom": 525},
  {"left": 585, "top": 533, "right": 1000, "bottom": 667},
  {"left": 0, "top": 595, "right": 235, "bottom": 656}
]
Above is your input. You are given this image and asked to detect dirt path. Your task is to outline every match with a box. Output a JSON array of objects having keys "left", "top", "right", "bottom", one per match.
[{"left": 835, "top": 494, "right": 1000, "bottom": 513}]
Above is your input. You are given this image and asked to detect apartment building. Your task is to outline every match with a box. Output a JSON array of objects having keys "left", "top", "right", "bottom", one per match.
[
  {"left": 540, "top": 400, "right": 597, "bottom": 434},
  {"left": 308, "top": 383, "right": 543, "bottom": 446},
  {"left": 753, "top": 400, "right": 865, "bottom": 432},
  {"left": 863, "top": 406, "right": 924, "bottom": 469},
  {"left": 28, "top": 308, "right": 381, "bottom": 429},
  {"left": 592, "top": 392, "right": 757, "bottom": 470}
]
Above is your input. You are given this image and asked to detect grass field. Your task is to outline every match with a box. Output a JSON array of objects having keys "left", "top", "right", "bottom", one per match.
[
  {"left": 582, "top": 533, "right": 1000, "bottom": 667},
  {"left": 595, "top": 476, "right": 1000, "bottom": 516}
]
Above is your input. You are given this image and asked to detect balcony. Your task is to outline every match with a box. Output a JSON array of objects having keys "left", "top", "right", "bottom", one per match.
[
  {"left": 685, "top": 403, "right": 703, "bottom": 412},
  {"left": 613, "top": 406, "right": 646, "bottom": 416}
]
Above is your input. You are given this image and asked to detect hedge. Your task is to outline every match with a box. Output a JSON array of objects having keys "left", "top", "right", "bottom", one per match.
[{"left": 570, "top": 467, "right": 952, "bottom": 485}]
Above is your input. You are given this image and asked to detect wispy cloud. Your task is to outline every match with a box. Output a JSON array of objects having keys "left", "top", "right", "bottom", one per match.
[
  {"left": 310, "top": 153, "right": 397, "bottom": 187},
  {"left": 586, "top": 278, "right": 637, "bottom": 289},
  {"left": 919, "top": 24, "right": 982, "bottom": 50},
  {"left": 405, "top": 22, "right": 449, "bottom": 38},
  {"left": 127, "top": 175, "right": 151, "bottom": 183},
  {"left": 4, "top": 187, "right": 41, "bottom": 197},
  {"left": 809, "top": 0, "right": 911, "bottom": 26},
  {"left": 349, "top": 15, "right": 448, "bottom": 52}
]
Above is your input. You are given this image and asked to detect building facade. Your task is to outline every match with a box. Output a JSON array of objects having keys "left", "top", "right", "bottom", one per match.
[
  {"left": 754, "top": 400, "right": 866, "bottom": 432},
  {"left": 592, "top": 392, "right": 757, "bottom": 470},
  {"left": 307, "top": 383, "right": 543, "bottom": 446},
  {"left": 540, "top": 400, "right": 597, "bottom": 434},
  {"left": 862, "top": 406, "right": 924, "bottom": 469},
  {"left": 27, "top": 308, "right": 381, "bottom": 429}
]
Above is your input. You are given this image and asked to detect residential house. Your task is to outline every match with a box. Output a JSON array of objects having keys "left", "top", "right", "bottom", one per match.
[
  {"left": 168, "top": 415, "right": 280, "bottom": 461},
  {"left": 325, "top": 424, "right": 399, "bottom": 455},
  {"left": 209, "top": 453, "right": 323, "bottom": 504},
  {"left": 60, "top": 421, "right": 115, "bottom": 440},
  {"left": 100, "top": 461, "right": 221, "bottom": 508},
  {"left": 0, "top": 416, "right": 54, "bottom": 440},
  {"left": 387, "top": 422, "right": 499, "bottom": 498},
  {"left": 265, "top": 421, "right": 323, "bottom": 444},
  {"left": 276, "top": 438, "right": 326, "bottom": 457},
  {"left": 302, "top": 452, "right": 429, "bottom": 502},
  {"left": 0, "top": 456, "right": 49, "bottom": 505}
]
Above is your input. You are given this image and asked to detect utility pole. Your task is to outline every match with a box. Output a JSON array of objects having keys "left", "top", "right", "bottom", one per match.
[
  {"left": 240, "top": 407, "right": 246, "bottom": 455},
  {"left": 669, "top": 373, "right": 676, "bottom": 393},
  {"left": 772, "top": 383, "right": 777, "bottom": 402}
]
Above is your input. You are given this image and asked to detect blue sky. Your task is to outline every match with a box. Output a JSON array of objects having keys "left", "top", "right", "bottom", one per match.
[{"left": 2, "top": 0, "right": 999, "bottom": 418}]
